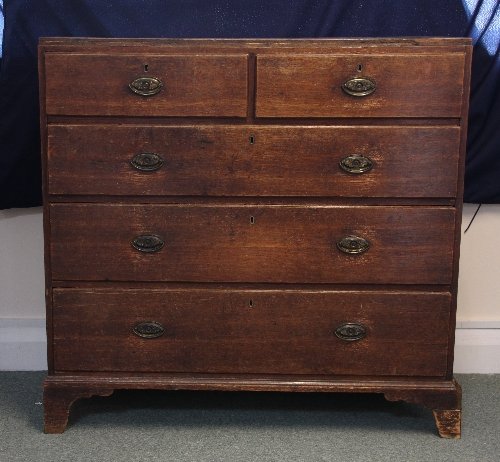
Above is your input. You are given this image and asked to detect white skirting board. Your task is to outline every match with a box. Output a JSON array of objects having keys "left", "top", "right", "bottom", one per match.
[
  {"left": 0, "top": 318, "right": 48, "bottom": 371},
  {"left": 454, "top": 323, "right": 500, "bottom": 374},
  {"left": 1, "top": 318, "right": 499, "bottom": 373}
]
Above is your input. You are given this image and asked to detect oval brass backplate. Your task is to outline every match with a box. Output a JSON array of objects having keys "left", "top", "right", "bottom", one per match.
[
  {"left": 129, "top": 76, "right": 163, "bottom": 96},
  {"left": 337, "top": 235, "right": 370, "bottom": 254},
  {"left": 130, "top": 152, "right": 164, "bottom": 172},
  {"left": 339, "top": 155, "right": 373, "bottom": 174},
  {"left": 133, "top": 321, "right": 165, "bottom": 339},
  {"left": 131, "top": 234, "right": 164, "bottom": 253},
  {"left": 335, "top": 323, "right": 367, "bottom": 341},
  {"left": 341, "top": 77, "right": 376, "bottom": 97}
]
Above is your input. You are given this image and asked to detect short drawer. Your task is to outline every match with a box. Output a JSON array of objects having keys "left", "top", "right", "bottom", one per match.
[
  {"left": 256, "top": 53, "right": 465, "bottom": 117},
  {"left": 50, "top": 204, "right": 455, "bottom": 284},
  {"left": 52, "top": 288, "right": 451, "bottom": 376},
  {"left": 47, "top": 125, "right": 461, "bottom": 198},
  {"left": 44, "top": 53, "right": 248, "bottom": 116}
]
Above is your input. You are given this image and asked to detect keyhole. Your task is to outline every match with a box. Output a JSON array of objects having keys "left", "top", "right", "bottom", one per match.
[
  {"left": 249, "top": 135, "right": 255, "bottom": 144},
  {"left": 144, "top": 64, "right": 149, "bottom": 72},
  {"left": 249, "top": 299, "right": 254, "bottom": 308},
  {"left": 357, "top": 64, "right": 363, "bottom": 72},
  {"left": 250, "top": 216, "right": 255, "bottom": 225}
]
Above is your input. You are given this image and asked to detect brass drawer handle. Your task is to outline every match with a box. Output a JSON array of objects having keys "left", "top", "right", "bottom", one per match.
[
  {"left": 337, "top": 235, "right": 370, "bottom": 254},
  {"left": 339, "top": 155, "right": 373, "bottom": 174},
  {"left": 130, "top": 152, "right": 164, "bottom": 172},
  {"left": 132, "top": 234, "right": 164, "bottom": 253},
  {"left": 341, "top": 77, "right": 376, "bottom": 97},
  {"left": 129, "top": 76, "right": 163, "bottom": 96},
  {"left": 133, "top": 321, "right": 165, "bottom": 339},
  {"left": 335, "top": 323, "right": 367, "bottom": 341}
]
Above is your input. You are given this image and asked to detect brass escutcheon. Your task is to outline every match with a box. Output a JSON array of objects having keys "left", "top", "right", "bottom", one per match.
[
  {"left": 337, "top": 235, "right": 370, "bottom": 254},
  {"left": 339, "top": 155, "right": 373, "bottom": 174},
  {"left": 341, "top": 77, "right": 376, "bottom": 96},
  {"left": 130, "top": 152, "right": 164, "bottom": 172},
  {"left": 129, "top": 76, "right": 163, "bottom": 96},
  {"left": 133, "top": 321, "right": 165, "bottom": 339},
  {"left": 335, "top": 323, "right": 367, "bottom": 341},
  {"left": 131, "top": 234, "right": 164, "bottom": 253}
]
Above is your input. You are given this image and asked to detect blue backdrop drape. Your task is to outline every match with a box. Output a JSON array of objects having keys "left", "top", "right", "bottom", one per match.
[{"left": 0, "top": 0, "right": 498, "bottom": 208}]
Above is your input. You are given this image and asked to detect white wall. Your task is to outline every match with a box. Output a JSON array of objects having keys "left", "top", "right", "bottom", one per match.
[
  {"left": 458, "top": 204, "right": 500, "bottom": 323},
  {"left": 0, "top": 207, "right": 45, "bottom": 318},
  {"left": 1, "top": 205, "right": 499, "bottom": 371},
  {"left": 454, "top": 203, "right": 500, "bottom": 373},
  {"left": 0, "top": 207, "right": 46, "bottom": 370}
]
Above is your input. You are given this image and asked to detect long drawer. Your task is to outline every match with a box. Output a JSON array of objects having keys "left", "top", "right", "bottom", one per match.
[
  {"left": 44, "top": 53, "right": 248, "bottom": 116},
  {"left": 49, "top": 204, "right": 455, "bottom": 284},
  {"left": 256, "top": 53, "right": 465, "bottom": 117},
  {"left": 52, "top": 288, "right": 451, "bottom": 376},
  {"left": 47, "top": 125, "right": 461, "bottom": 198}
]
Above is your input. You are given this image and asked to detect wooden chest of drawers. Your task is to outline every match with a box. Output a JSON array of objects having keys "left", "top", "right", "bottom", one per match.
[{"left": 39, "top": 37, "right": 472, "bottom": 436}]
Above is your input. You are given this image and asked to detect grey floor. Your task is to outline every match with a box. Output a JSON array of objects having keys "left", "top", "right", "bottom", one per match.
[{"left": 0, "top": 373, "right": 499, "bottom": 462}]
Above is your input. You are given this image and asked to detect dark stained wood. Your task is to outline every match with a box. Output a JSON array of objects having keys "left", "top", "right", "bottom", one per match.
[
  {"left": 256, "top": 53, "right": 466, "bottom": 118},
  {"left": 46, "top": 115, "right": 462, "bottom": 126},
  {"left": 49, "top": 204, "right": 455, "bottom": 284},
  {"left": 39, "top": 37, "right": 472, "bottom": 49},
  {"left": 52, "top": 288, "right": 450, "bottom": 375},
  {"left": 45, "top": 53, "right": 248, "bottom": 117},
  {"left": 445, "top": 44, "right": 474, "bottom": 380},
  {"left": 433, "top": 410, "right": 461, "bottom": 439},
  {"left": 43, "top": 381, "right": 114, "bottom": 433},
  {"left": 386, "top": 377, "right": 462, "bottom": 438},
  {"left": 46, "top": 196, "right": 458, "bottom": 207},
  {"left": 40, "top": 37, "right": 471, "bottom": 435},
  {"left": 42, "top": 374, "right": 462, "bottom": 433},
  {"left": 47, "top": 125, "right": 461, "bottom": 198}
]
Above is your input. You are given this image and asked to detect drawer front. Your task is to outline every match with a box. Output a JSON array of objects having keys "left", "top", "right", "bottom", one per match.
[
  {"left": 52, "top": 288, "right": 450, "bottom": 376},
  {"left": 256, "top": 54, "right": 465, "bottom": 117},
  {"left": 48, "top": 125, "right": 461, "bottom": 198},
  {"left": 50, "top": 204, "right": 455, "bottom": 284},
  {"left": 44, "top": 53, "right": 248, "bottom": 116}
]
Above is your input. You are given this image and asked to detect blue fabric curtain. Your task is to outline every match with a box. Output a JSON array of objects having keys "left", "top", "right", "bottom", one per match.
[{"left": 0, "top": 0, "right": 498, "bottom": 208}]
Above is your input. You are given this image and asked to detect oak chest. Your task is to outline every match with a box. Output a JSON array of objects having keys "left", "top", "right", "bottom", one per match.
[{"left": 39, "top": 37, "right": 472, "bottom": 436}]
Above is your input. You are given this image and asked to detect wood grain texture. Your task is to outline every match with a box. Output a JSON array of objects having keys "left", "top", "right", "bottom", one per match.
[
  {"left": 43, "top": 382, "right": 114, "bottom": 433},
  {"left": 384, "top": 377, "right": 461, "bottom": 409},
  {"left": 256, "top": 54, "right": 465, "bottom": 118},
  {"left": 42, "top": 374, "right": 462, "bottom": 433},
  {"left": 444, "top": 44, "right": 474, "bottom": 380},
  {"left": 44, "top": 53, "right": 248, "bottom": 116},
  {"left": 49, "top": 204, "right": 455, "bottom": 284},
  {"left": 433, "top": 410, "right": 462, "bottom": 439},
  {"left": 40, "top": 37, "right": 471, "bottom": 435},
  {"left": 39, "top": 37, "right": 472, "bottom": 50},
  {"left": 47, "top": 125, "right": 461, "bottom": 198},
  {"left": 52, "top": 288, "right": 450, "bottom": 375}
]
